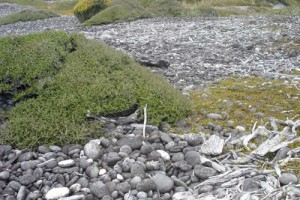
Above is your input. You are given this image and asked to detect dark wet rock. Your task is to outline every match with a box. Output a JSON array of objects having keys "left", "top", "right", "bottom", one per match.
[
  {"left": 136, "top": 178, "right": 156, "bottom": 192},
  {"left": 117, "top": 136, "right": 143, "bottom": 150},
  {"left": 184, "top": 151, "right": 200, "bottom": 167},
  {"left": 90, "top": 181, "right": 111, "bottom": 198},
  {"left": 194, "top": 165, "right": 217, "bottom": 180},
  {"left": 105, "top": 152, "right": 122, "bottom": 166}
]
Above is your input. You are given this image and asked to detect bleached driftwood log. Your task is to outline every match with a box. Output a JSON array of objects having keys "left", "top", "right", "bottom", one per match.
[{"left": 199, "top": 155, "right": 226, "bottom": 172}]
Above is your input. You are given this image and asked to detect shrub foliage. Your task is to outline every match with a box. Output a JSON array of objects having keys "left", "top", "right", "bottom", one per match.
[
  {"left": 0, "top": 31, "right": 192, "bottom": 149},
  {"left": 0, "top": 10, "right": 59, "bottom": 25},
  {"left": 73, "top": 0, "right": 111, "bottom": 22}
]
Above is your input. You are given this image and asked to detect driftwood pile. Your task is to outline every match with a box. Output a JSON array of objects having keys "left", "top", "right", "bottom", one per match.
[{"left": 173, "top": 119, "right": 300, "bottom": 200}]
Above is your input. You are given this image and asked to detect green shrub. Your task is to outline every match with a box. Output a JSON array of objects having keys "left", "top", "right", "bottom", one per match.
[
  {"left": 0, "top": 10, "right": 59, "bottom": 25},
  {"left": 84, "top": 0, "right": 151, "bottom": 25},
  {"left": 73, "top": 0, "right": 111, "bottom": 22},
  {"left": 0, "top": 31, "right": 192, "bottom": 149}
]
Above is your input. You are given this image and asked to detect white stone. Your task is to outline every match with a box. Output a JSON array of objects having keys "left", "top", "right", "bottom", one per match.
[
  {"left": 45, "top": 187, "right": 70, "bottom": 200},
  {"left": 117, "top": 174, "right": 124, "bottom": 181},
  {"left": 172, "top": 191, "right": 196, "bottom": 200},
  {"left": 80, "top": 188, "right": 90, "bottom": 193},
  {"left": 201, "top": 135, "right": 224, "bottom": 156},
  {"left": 236, "top": 126, "right": 246, "bottom": 132},
  {"left": 156, "top": 150, "right": 170, "bottom": 161},
  {"left": 99, "top": 169, "right": 107, "bottom": 176},
  {"left": 59, "top": 195, "right": 85, "bottom": 200},
  {"left": 58, "top": 159, "right": 75, "bottom": 168},
  {"left": 70, "top": 183, "right": 81, "bottom": 193}
]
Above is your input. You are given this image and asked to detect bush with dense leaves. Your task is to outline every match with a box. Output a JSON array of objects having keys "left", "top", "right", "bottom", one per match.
[
  {"left": 0, "top": 31, "right": 192, "bottom": 149},
  {"left": 73, "top": 0, "right": 111, "bottom": 22}
]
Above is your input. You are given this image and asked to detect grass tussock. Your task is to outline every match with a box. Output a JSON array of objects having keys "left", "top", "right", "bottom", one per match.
[
  {"left": 189, "top": 77, "right": 300, "bottom": 131},
  {"left": 0, "top": 10, "right": 59, "bottom": 25},
  {"left": 0, "top": 31, "right": 192, "bottom": 149}
]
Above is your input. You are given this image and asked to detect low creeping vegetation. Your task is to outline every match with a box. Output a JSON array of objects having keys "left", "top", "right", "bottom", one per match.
[
  {"left": 0, "top": 31, "right": 192, "bottom": 149},
  {"left": 189, "top": 76, "right": 300, "bottom": 132},
  {"left": 0, "top": 10, "right": 59, "bottom": 25}
]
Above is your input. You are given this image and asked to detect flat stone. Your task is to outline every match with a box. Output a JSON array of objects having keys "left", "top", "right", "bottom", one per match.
[
  {"left": 194, "top": 165, "right": 217, "bottom": 180},
  {"left": 207, "top": 113, "right": 223, "bottom": 120},
  {"left": 117, "top": 136, "right": 143, "bottom": 150},
  {"left": 45, "top": 187, "right": 70, "bottom": 200},
  {"left": 58, "top": 159, "right": 75, "bottom": 168},
  {"left": 19, "top": 174, "right": 37, "bottom": 185},
  {"left": 183, "top": 133, "right": 203, "bottom": 146}
]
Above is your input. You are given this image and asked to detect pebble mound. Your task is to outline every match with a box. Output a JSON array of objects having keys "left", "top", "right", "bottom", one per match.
[{"left": 1, "top": 122, "right": 299, "bottom": 200}]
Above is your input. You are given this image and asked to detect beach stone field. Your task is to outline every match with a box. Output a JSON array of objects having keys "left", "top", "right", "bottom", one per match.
[{"left": 0, "top": 3, "right": 300, "bottom": 200}]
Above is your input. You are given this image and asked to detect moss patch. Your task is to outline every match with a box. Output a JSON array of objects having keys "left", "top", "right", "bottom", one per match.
[
  {"left": 0, "top": 10, "right": 59, "bottom": 25},
  {"left": 0, "top": 31, "right": 192, "bottom": 149},
  {"left": 190, "top": 76, "right": 300, "bottom": 131}
]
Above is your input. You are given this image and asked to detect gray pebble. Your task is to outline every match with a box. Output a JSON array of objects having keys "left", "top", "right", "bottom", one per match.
[
  {"left": 279, "top": 173, "right": 298, "bottom": 185},
  {"left": 184, "top": 151, "right": 200, "bottom": 167},
  {"left": 0, "top": 170, "right": 10, "bottom": 180},
  {"left": 86, "top": 165, "right": 99, "bottom": 178},
  {"left": 194, "top": 165, "right": 217, "bottom": 180},
  {"left": 90, "top": 181, "right": 111, "bottom": 198}
]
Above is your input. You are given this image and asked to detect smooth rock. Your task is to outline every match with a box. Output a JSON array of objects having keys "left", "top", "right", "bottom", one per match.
[
  {"left": 184, "top": 151, "right": 200, "bottom": 167},
  {"left": 152, "top": 173, "right": 174, "bottom": 193},
  {"left": 160, "top": 132, "right": 173, "bottom": 143},
  {"left": 183, "top": 133, "right": 203, "bottom": 146},
  {"left": 90, "top": 181, "right": 110, "bottom": 198},
  {"left": 156, "top": 150, "right": 170, "bottom": 161},
  {"left": 105, "top": 152, "right": 122, "bottom": 166},
  {"left": 279, "top": 173, "right": 298, "bottom": 185},
  {"left": 58, "top": 159, "right": 75, "bottom": 168},
  {"left": 0, "top": 170, "right": 10, "bottom": 180},
  {"left": 117, "top": 136, "right": 143, "bottom": 150},
  {"left": 207, "top": 113, "right": 223, "bottom": 120},
  {"left": 19, "top": 174, "right": 37, "bottom": 185},
  {"left": 16, "top": 185, "right": 27, "bottom": 200},
  {"left": 194, "top": 165, "right": 217, "bottom": 180},
  {"left": 45, "top": 187, "right": 70, "bottom": 200},
  {"left": 86, "top": 165, "right": 99, "bottom": 178}
]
